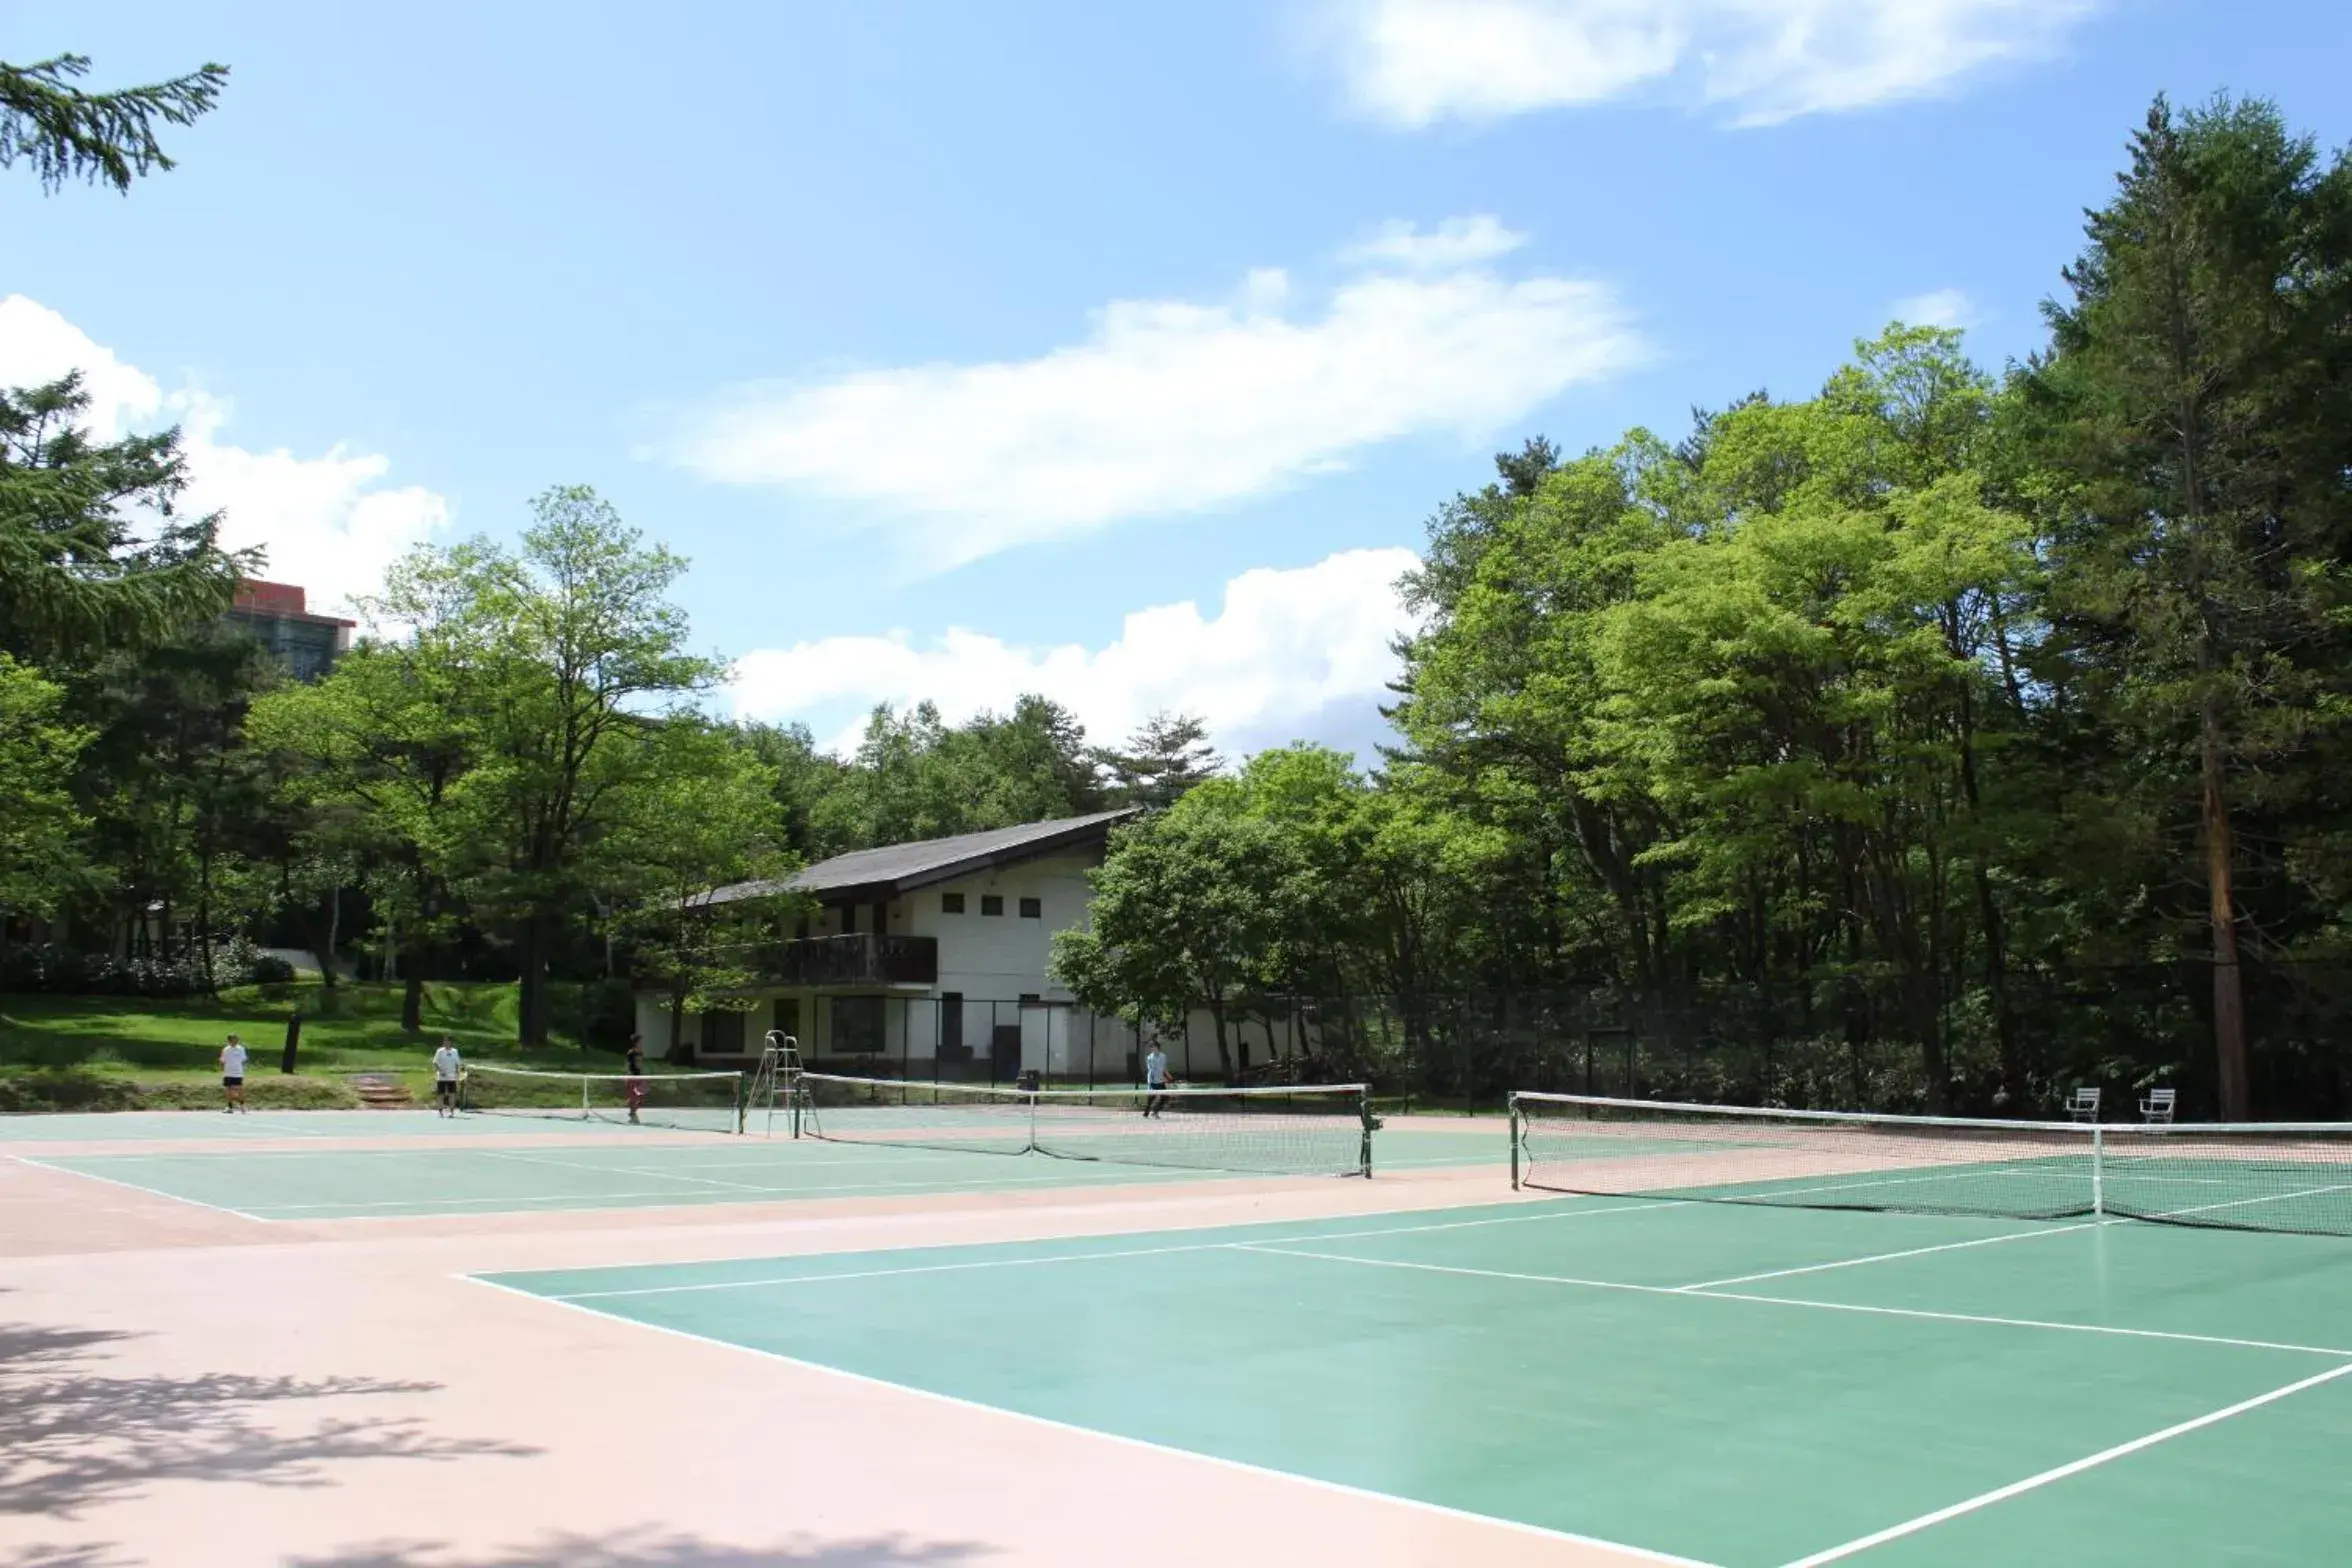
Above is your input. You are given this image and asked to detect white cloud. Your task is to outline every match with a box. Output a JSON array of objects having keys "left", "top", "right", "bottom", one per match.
[
  {"left": 1890, "top": 287, "right": 1978, "bottom": 329},
  {"left": 0, "top": 296, "right": 450, "bottom": 614},
  {"left": 668, "top": 223, "right": 1641, "bottom": 567},
  {"left": 1318, "top": 0, "right": 2100, "bottom": 128},
  {"left": 1344, "top": 214, "right": 1530, "bottom": 270},
  {"left": 727, "top": 547, "right": 1421, "bottom": 758}
]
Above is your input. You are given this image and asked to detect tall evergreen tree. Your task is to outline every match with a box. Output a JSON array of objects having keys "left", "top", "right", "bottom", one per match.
[{"left": 2028, "top": 94, "right": 2352, "bottom": 1116}]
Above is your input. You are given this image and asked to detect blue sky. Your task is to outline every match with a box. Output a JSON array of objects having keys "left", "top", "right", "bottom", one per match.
[{"left": 6, "top": 1, "right": 2350, "bottom": 758}]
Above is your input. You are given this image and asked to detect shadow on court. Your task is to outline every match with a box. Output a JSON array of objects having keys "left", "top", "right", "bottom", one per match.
[
  {"left": 286, "top": 1533, "right": 990, "bottom": 1567},
  {"left": 0, "top": 1314, "right": 537, "bottom": 1518},
  {"left": 0, "top": 1547, "right": 130, "bottom": 1568}
]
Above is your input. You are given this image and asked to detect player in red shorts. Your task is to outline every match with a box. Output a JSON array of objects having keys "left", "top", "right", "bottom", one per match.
[{"left": 624, "top": 1033, "right": 648, "bottom": 1125}]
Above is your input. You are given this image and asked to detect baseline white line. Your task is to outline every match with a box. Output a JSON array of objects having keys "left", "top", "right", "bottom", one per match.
[
  {"left": 530, "top": 1199, "right": 1680, "bottom": 1300},
  {"left": 1234, "top": 1244, "right": 2352, "bottom": 1359},
  {"left": 245, "top": 1165, "right": 1196, "bottom": 1216},
  {"left": 547, "top": 1239, "right": 1240, "bottom": 1299},
  {"left": 1778, "top": 1359, "right": 2352, "bottom": 1567},
  {"left": 459, "top": 1274, "right": 1721, "bottom": 1568},
  {"left": 10, "top": 1155, "right": 275, "bottom": 1223},
  {"left": 1670, "top": 1221, "right": 2108, "bottom": 1292}
]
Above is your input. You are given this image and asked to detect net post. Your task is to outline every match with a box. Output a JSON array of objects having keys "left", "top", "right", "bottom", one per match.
[
  {"left": 1508, "top": 1093, "right": 1522, "bottom": 1191},
  {"left": 2091, "top": 1123, "right": 2105, "bottom": 1218}
]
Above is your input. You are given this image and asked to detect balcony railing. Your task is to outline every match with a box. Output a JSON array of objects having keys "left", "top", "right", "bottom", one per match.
[{"left": 760, "top": 933, "right": 938, "bottom": 988}]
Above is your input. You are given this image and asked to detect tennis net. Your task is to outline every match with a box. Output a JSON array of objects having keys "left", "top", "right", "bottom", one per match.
[
  {"left": 458, "top": 1063, "right": 745, "bottom": 1134},
  {"left": 792, "top": 1073, "right": 1373, "bottom": 1177},
  {"left": 1508, "top": 1092, "right": 2352, "bottom": 1236}
]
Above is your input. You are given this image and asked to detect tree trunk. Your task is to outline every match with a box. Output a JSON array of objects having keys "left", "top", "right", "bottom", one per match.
[
  {"left": 401, "top": 974, "right": 425, "bottom": 1035},
  {"left": 516, "top": 913, "right": 552, "bottom": 1047},
  {"left": 2201, "top": 708, "right": 2252, "bottom": 1119},
  {"left": 313, "top": 884, "right": 340, "bottom": 990}
]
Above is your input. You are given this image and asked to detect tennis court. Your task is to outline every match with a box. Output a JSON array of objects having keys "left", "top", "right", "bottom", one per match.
[
  {"left": 481, "top": 1191, "right": 2352, "bottom": 1566},
  {"left": 21, "top": 1118, "right": 1503, "bottom": 1219}
]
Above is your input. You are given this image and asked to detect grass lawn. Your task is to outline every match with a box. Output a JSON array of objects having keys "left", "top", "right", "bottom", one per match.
[{"left": 0, "top": 981, "right": 634, "bottom": 1111}]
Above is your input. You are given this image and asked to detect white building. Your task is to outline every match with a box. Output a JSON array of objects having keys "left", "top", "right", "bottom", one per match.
[{"left": 639, "top": 810, "right": 1160, "bottom": 1081}]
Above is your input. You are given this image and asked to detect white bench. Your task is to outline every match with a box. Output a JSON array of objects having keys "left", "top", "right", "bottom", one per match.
[
  {"left": 2066, "top": 1087, "right": 2102, "bottom": 1123},
  {"left": 2140, "top": 1087, "right": 2177, "bottom": 1124}
]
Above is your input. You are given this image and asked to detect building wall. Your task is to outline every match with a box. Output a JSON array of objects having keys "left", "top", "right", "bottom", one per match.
[{"left": 642, "top": 843, "right": 1346, "bottom": 1082}]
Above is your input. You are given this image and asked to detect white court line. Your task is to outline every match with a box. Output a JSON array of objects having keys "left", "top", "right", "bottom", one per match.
[
  {"left": 1232, "top": 1244, "right": 2352, "bottom": 1360},
  {"left": 1670, "top": 1221, "right": 2109, "bottom": 1292},
  {"left": 459, "top": 1274, "right": 1722, "bottom": 1568},
  {"left": 549, "top": 1238, "right": 1242, "bottom": 1299},
  {"left": 244, "top": 1164, "right": 1190, "bottom": 1216},
  {"left": 536, "top": 1198, "right": 1681, "bottom": 1300},
  {"left": 2153, "top": 1181, "right": 2352, "bottom": 1220},
  {"left": 472, "top": 1147, "right": 773, "bottom": 1192},
  {"left": 1777, "top": 1358, "right": 2352, "bottom": 1567},
  {"left": 11, "top": 1155, "right": 274, "bottom": 1223}
]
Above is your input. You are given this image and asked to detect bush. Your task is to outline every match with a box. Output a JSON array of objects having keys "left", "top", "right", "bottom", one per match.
[
  {"left": 0, "top": 937, "right": 270, "bottom": 997},
  {"left": 0, "top": 1070, "right": 145, "bottom": 1112},
  {"left": 248, "top": 954, "right": 299, "bottom": 985}
]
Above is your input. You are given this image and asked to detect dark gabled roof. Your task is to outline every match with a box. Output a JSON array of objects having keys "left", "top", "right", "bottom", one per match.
[{"left": 688, "top": 808, "right": 1141, "bottom": 910}]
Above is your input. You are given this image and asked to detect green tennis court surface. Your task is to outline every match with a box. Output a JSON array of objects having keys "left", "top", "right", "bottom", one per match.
[
  {"left": 0, "top": 1108, "right": 645, "bottom": 1142},
  {"left": 482, "top": 1196, "right": 2352, "bottom": 1566},
  {"left": 28, "top": 1137, "right": 1270, "bottom": 1218}
]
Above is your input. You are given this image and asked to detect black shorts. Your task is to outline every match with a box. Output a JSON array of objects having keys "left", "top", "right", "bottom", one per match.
[
  {"left": 436, "top": 1078, "right": 458, "bottom": 1095},
  {"left": 222, "top": 1076, "right": 244, "bottom": 1089}
]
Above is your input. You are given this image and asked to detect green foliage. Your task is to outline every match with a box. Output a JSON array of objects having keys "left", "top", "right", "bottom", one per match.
[
  {"left": 363, "top": 487, "right": 723, "bottom": 1043},
  {"left": 1097, "top": 712, "right": 1222, "bottom": 809},
  {"left": 0, "top": 52, "right": 227, "bottom": 194},
  {"left": 0, "top": 653, "right": 91, "bottom": 914},
  {"left": 1052, "top": 786, "right": 1305, "bottom": 1075},
  {"left": 2024, "top": 93, "right": 2352, "bottom": 1113},
  {"left": 0, "top": 375, "right": 250, "bottom": 666},
  {"left": 604, "top": 720, "right": 801, "bottom": 1061}
]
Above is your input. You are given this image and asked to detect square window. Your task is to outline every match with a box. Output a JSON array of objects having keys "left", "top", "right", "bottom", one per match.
[
  {"left": 942, "top": 892, "right": 965, "bottom": 914},
  {"left": 1018, "top": 897, "right": 1042, "bottom": 919},
  {"left": 981, "top": 894, "right": 1005, "bottom": 916}
]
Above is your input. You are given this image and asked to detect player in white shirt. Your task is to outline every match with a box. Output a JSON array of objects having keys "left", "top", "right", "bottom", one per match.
[
  {"left": 431, "top": 1038, "right": 462, "bottom": 1118},
  {"left": 219, "top": 1034, "right": 249, "bottom": 1113},
  {"left": 1142, "top": 1044, "right": 1169, "bottom": 1118}
]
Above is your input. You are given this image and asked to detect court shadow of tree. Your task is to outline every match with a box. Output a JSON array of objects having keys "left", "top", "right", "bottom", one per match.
[
  {"left": 290, "top": 1531, "right": 990, "bottom": 1567},
  {"left": 0, "top": 1318, "right": 539, "bottom": 1518},
  {"left": 0, "top": 1546, "right": 129, "bottom": 1568}
]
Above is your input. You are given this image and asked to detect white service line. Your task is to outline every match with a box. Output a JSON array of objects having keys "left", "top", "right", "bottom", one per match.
[
  {"left": 1233, "top": 1244, "right": 2352, "bottom": 1359},
  {"left": 2152, "top": 1181, "right": 2352, "bottom": 1220},
  {"left": 1669, "top": 1220, "right": 2108, "bottom": 1292},
  {"left": 472, "top": 1147, "right": 773, "bottom": 1192},
  {"left": 1777, "top": 1358, "right": 2352, "bottom": 1567}
]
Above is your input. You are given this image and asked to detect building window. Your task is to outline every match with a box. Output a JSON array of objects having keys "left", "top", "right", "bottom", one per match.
[
  {"left": 700, "top": 1008, "right": 746, "bottom": 1057},
  {"left": 981, "top": 894, "right": 1004, "bottom": 916},
  {"left": 942, "top": 892, "right": 965, "bottom": 914},
  {"left": 1018, "top": 896, "right": 1042, "bottom": 919},
  {"left": 832, "top": 996, "right": 885, "bottom": 1056}
]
